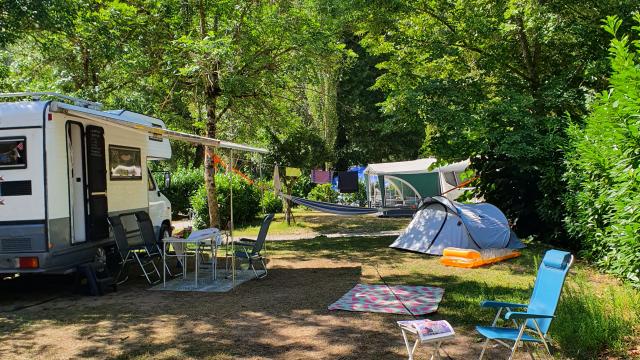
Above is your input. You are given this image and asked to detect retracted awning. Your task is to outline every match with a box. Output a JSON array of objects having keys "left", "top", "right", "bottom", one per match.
[{"left": 49, "top": 101, "right": 268, "bottom": 154}]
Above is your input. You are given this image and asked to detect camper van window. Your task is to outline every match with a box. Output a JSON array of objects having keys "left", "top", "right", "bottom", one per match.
[
  {"left": 0, "top": 137, "right": 27, "bottom": 170},
  {"left": 148, "top": 171, "right": 156, "bottom": 191},
  {"left": 109, "top": 145, "right": 142, "bottom": 180}
]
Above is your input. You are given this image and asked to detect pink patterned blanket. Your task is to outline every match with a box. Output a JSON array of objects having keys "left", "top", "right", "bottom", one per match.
[{"left": 328, "top": 284, "right": 444, "bottom": 315}]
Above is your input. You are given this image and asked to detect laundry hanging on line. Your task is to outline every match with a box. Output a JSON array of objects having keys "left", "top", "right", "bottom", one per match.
[
  {"left": 310, "top": 169, "right": 332, "bottom": 184},
  {"left": 285, "top": 167, "right": 302, "bottom": 177},
  {"left": 273, "top": 165, "right": 282, "bottom": 196},
  {"left": 338, "top": 171, "right": 358, "bottom": 193}
]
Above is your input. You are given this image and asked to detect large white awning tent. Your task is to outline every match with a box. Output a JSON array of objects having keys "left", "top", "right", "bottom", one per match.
[
  {"left": 364, "top": 158, "right": 439, "bottom": 175},
  {"left": 364, "top": 158, "right": 471, "bottom": 208},
  {"left": 389, "top": 196, "right": 525, "bottom": 255}
]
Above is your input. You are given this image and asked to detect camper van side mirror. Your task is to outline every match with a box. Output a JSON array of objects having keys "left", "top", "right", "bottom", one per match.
[{"left": 164, "top": 172, "right": 171, "bottom": 189}]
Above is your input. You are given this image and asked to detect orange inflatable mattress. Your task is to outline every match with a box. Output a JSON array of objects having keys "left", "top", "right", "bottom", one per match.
[{"left": 440, "top": 247, "right": 520, "bottom": 268}]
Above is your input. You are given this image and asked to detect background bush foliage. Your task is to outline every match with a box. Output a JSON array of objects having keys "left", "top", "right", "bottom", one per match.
[
  {"left": 564, "top": 15, "right": 640, "bottom": 284},
  {"left": 259, "top": 183, "right": 284, "bottom": 214},
  {"left": 154, "top": 167, "right": 203, "bottom": 217},
  {"left": 191, "top": 173, "right": 261, "bottom": 229},
  {"left": 357, "top": 1, "right": 637, "bottom": 244},
  {"left": 307, "top": 184, "right": 338, "bottom": 203}
]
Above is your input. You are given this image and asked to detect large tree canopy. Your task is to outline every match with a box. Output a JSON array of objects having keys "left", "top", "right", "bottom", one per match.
[
  {"left": 2, "top": 0, "right": 640, "bottom": 283},
  {"left": 356, "top": 0, "right": 637, "bottom": 242}
]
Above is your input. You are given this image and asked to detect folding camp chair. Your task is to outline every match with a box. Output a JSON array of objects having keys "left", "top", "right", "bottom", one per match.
[
  {"left": 107, "top": 215, "right": 134, "bottom": 284},
  {"left": 134, "top": 211, "right": 176, "bottom": 277},
  {"left": 232, "top": 213, "right": 274, "bottom": 279},
  {"left": 108, "top": 215, "right": 161, "bottom": 285},
  {"left": 476, "top": 249, "right": 574, "bottom": 360}
]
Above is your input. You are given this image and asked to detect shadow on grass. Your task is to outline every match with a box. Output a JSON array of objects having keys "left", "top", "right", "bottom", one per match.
[
  {"left": 0, "top": 266, "right": 399, "bottom": 359},
  {"left": 0, "top": 238, "right": 583, "bottom": 359},
  {"left": 0, "top": 262, "right": 543, "bottom": 359}
]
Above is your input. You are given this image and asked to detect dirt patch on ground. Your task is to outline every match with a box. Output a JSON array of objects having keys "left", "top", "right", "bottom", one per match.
[{"left": 0, "top": 254, "right": 546, "bottom": 360}]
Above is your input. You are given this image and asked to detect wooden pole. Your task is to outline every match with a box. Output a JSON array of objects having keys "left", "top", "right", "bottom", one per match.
[{"left": 229, "top": 150, "right": 235, "bottom": 288}]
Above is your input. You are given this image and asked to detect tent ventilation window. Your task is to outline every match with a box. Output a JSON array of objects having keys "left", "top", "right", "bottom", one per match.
[{"left": 443, "top": 172, "right": 458, "bottom": 187}]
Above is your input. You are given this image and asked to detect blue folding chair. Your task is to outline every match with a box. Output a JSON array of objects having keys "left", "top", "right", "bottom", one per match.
[{"left": 476, "top": 249, "right": 574, "bottom": 360}]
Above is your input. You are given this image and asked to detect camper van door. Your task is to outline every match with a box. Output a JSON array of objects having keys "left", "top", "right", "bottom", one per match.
[{"left": 66, "top": 122, "right": 88, "bottom": 243}]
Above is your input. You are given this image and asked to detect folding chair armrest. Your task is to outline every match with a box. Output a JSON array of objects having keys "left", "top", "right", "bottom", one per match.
[
  {"left": 480, "top": 300, "right": 528, "bottom": 309},
  {"left": 504, "top": 311, "right": 554, "bottom": 320},
  {"left": 238, "top": 238, "right": 256, "bottom": 243}
]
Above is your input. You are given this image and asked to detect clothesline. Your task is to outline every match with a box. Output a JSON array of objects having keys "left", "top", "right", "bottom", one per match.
[{"left": 274, "top": 166, "right": 361, "bottom": 194}]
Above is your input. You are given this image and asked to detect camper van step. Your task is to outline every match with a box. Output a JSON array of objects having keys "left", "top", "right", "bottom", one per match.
[{"left": 75, "top": 263, "right": 117, "bottom": 296}]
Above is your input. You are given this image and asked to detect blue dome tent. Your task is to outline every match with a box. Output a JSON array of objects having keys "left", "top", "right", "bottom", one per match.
[{"left": 389, "top": 196, "right": 525, "bottom": 255}]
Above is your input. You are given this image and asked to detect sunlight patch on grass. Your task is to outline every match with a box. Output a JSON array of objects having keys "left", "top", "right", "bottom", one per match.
[
  {"left": 268, "top": 236, "right": 640, "bottom": 358},
  {"left": 234, "top": 211, "right": 410, "bottom": 237}
]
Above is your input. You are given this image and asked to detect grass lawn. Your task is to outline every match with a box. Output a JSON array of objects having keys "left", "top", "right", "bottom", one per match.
[
  {"left": 233, "top": 209, "right": 410, "bottom": 238},
  {"left": 0, "top": 215, "right": 638, "bottom": 359}
]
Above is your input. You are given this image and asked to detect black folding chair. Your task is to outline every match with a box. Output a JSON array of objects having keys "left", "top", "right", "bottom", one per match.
[
  {"left": 107, "top": 215, "right": 133, "bottom": 284},
  {"left": 135, "top": 211, "right": 177, "bottom": 277},
  {"left": 108, "top": 214, "right": 161, "bottom": 285},
  {"left": 233, "top": 213, "right": 274, "bottom": 279}
]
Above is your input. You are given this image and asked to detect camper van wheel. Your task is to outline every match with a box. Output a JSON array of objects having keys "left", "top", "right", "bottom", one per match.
[{"left": 93, "top": 247, "right": 108, "bottom": 272}]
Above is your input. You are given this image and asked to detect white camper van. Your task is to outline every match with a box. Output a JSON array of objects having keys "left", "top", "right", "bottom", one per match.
[{"left": 0, "top": 94, "right": 175, "bottom": 275}]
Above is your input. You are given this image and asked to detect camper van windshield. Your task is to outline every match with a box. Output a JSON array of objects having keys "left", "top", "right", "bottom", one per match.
[{"left": 0, "top": 137, "right": 27, "bottom": 169}]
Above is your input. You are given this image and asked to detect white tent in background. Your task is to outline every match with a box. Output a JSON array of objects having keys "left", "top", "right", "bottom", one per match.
[
  {"left": 364, "top": 158, "right": 472, "bottom": 210},
  {"left": 364, "top": 158, "right": 439, "bottom": 175}
]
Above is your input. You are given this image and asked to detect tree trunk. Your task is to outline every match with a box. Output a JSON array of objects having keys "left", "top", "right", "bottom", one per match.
[
  {"left": 199, "top": 0, "right": 222, "bottom": 228},
  {"left": 193, "top": 144, "right": 204, "bottom": 168},
  {"left": 282, "top": 176, "right": 293, "bottom": 225},
  {"left": 514, "top": 16, "right": 542, "bottom": 113},
  {"left": 204, "top": 83, "right": 221, "bottom": 228}
]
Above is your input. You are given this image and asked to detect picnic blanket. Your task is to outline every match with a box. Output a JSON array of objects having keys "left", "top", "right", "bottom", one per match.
[{"left": 328, "top": 284, "right": 444, "bottom": 315}]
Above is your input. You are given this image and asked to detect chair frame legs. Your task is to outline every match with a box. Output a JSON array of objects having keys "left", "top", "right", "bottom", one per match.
[
  {"left": 132, "top": 251, "right": 161, "bottom": 285},
  {"left": 238, "top": 245, "right": 267, "bottom": 279},
  {"left": 249, "top": 256, "right": 267, "bottom": 279},
  {"left": 478, "top": 307, "right": 552, "bottom": 360},
  {"left": 154, "top": 244, "right": 175, "bottom": 277},
  {"left": 114, "top": 252, "right": 132, "bottom": 285}
]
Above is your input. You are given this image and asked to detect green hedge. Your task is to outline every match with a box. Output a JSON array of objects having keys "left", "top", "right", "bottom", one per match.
[
  {"left": 341, "top": 181, "right": 367, "bottom": 206},
  {"left": 191, "top": 172, "right": 261, "bottom": 229},
  {"left": 155, "top": 167, "right": 203, "bottom": 216},
  {"left": 308, "top": 183, "right": 338, "bottom": 203},
  {"left": 564, "top": 16, "right": 640, "bottom": 284},
  {"left": 260, "top": 186, "right": 284, "bottom": 214},
  {"left": 292, "top": 174, "right": 315, "bottom": 198}
]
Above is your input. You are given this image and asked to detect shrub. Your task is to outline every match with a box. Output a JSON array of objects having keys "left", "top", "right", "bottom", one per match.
[
  {"left": 292, "top": 174, "right": 315, "bottom": 198},
  {"left": 564, "top": 16, "right": 640, "bottom": 284},
  {"left": 259, "top": 184, "right": 283, "bottom": 214},
  {"left": 155, "top": 167, "right": 203, "bottom": 216},
  {"left": 191, "top": 173, "right": 261, "bottom": 229},
  {"left": 341, "top": 181, "right": 367, "bottom": 206},
  {"left": 553, "top": 277, "right": 639, "bottom": 358},
  {"left": 308, "top": 183, "right": 338, "bottom": 203}
]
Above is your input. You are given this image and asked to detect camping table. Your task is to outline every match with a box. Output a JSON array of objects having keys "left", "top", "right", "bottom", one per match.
[
  {"left": 162, "top": 228, "right": 221, "bottom": 288},
  {"left": 399, "top": 323, "right": 455, "bottom": 360}
]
